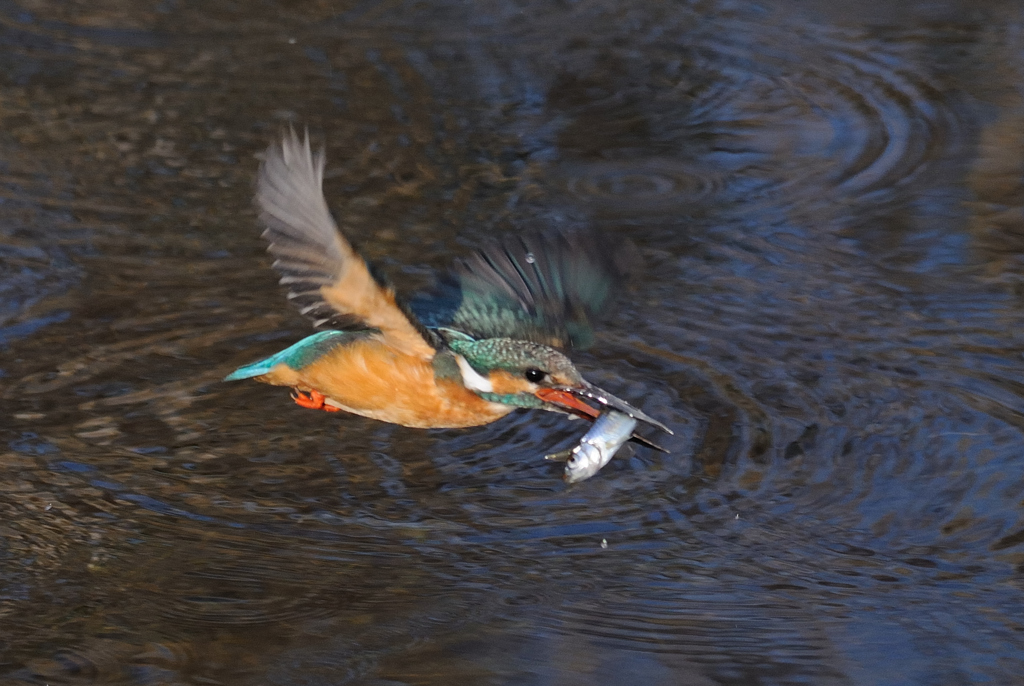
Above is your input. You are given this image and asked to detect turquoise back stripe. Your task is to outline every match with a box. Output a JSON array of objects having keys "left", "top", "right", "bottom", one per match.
[{"left": 224, "top": 330, "right": 357, "bottom": 381}]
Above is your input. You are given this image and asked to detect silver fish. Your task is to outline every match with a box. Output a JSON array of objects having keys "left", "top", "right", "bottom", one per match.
[{"left": 558, "top": 409, "right": 639, "bottom": 483}]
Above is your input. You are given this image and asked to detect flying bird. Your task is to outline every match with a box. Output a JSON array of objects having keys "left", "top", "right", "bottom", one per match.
[{"left": 226, "top": 130, "right": 670, "bottom": 450}]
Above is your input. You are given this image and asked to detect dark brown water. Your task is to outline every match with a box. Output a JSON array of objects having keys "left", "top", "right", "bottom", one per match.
[{"left": 2, "top": 0, "right": 1024, "bottom": 683}]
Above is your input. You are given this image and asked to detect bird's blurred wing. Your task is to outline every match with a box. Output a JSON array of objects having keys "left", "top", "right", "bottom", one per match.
[
  {"left": 413, "top": 229, "right": 638, "bottom": 349},
  {"left": 256, "top": 129, "right": 435, "bottom": 360}
]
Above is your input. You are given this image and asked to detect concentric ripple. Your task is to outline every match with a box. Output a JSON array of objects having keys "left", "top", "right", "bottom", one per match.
[
  {"left": 560, "top": 159, "right": 727, "bottom": 209},
  {"left": 538, "top": 12, "right": 964, "bottom": 222}
]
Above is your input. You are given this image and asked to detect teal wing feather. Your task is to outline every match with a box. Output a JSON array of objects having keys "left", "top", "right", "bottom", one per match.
[
  {"left": 225, "top": 330, "right": 365, "bottom": 380},
  {"left": 412, "top": 229, "right": 638, "bottom": 349}
]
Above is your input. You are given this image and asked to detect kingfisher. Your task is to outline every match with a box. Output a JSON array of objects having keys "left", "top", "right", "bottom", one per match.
[{"left": 225, "top": 130, "right": 670, "bottom": 449}]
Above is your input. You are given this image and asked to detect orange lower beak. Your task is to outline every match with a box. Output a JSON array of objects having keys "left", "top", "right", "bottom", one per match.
[{"left": 535, "top": 387, "right": 601, "bottom": 420}]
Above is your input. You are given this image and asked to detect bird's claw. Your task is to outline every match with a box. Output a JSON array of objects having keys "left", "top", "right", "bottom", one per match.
[{"left": 291, "top": 389, "right": 340, "bottom": 412}]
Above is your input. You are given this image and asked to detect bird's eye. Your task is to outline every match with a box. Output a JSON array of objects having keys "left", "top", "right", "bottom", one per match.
[{"left": 524, "top": 368, "right": 547, "bottom": 383}]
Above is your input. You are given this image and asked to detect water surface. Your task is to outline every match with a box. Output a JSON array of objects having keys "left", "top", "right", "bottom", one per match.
[{"left": 2, "top": 1, "right": 1024, "bottom": 684}]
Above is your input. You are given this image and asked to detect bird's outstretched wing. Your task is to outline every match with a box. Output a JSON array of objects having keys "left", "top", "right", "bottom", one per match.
[
  {"left": 256, "top": 129, "right": 435, "bottom": 360},
  {"left": 412, "top": 228, "right": 639, "bottom": 349}
]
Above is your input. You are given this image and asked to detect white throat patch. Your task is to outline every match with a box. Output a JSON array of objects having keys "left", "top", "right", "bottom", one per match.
[{"left": 455, "top": 354, "right": 494, "bottom": 393}]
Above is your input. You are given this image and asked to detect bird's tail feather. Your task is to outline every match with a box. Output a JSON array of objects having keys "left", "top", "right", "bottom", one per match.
[{"left": 224, "top": 330, "right": 357, "bottom": 381}]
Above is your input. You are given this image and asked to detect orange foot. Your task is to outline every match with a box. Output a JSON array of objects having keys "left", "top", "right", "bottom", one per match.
[{"left": 291, "top": 389, "right": 341, "bottom": 412}]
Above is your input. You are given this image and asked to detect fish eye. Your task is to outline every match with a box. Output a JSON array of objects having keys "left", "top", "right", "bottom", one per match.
[{"left": 524, "top": 368, "right": 547, "bottom": 383}]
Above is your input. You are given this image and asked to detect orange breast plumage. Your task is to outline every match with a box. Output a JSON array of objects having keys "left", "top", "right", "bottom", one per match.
[{"left": 250, "top": 336, "right": 513, "bottom": 429}]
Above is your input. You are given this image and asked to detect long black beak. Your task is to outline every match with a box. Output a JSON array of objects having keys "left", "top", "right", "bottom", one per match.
[
  {"left": 534, "top": 383, "right": 672, "bottom": 453},
  {"left": 570, "top": 381, "right": 673, "bottom": 434},
  {"left": 543, "top": 382, "right": 673, "bottom": 435}
]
